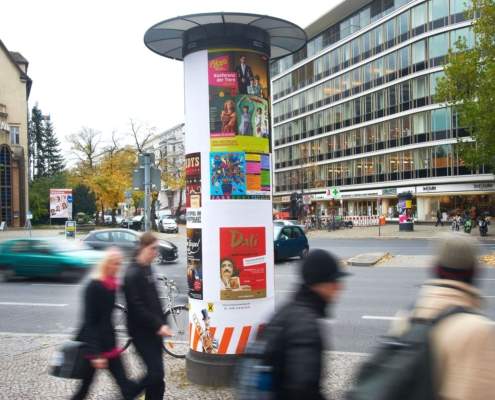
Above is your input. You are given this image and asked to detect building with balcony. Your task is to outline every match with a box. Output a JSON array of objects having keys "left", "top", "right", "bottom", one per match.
[
  {"left": 0, "top": 40, "right": 31, "bottom": 227},
  {"left": 271, "top": 0, "right": 493, "bottom": 221},
  {"left": 144, "top": 123, "right": 185, "bottom": 211}
]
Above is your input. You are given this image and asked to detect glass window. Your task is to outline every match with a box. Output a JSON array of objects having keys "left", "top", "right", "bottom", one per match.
[
  {"left": 373, "top": 26, "right": 383, "bottom": 54},
  {"left": 351, "top": 14, "right": 361, "bottom": 34},
  {"left": 341, "top": 18, "right": 352, "bottom": 39},
  {"left": 352, "top": 38, "right": 360, "bottom": 63},
  {"left": 385, "top": 52, "right": 397, "bottom": 82},
  {"left": 400, "top": 81, "right": 411, "bottom": 110},
  {"left": 397, "top": 11, "right": 410, "bottom": 42},
  {"left": 451, "top": 27, "right": 475, "bottom": 50},
  {"left": 429, "top": 0, "right": 449, "bottom": 29},
  {"left": 413, "top": 76, "right": 427, "bottom": 100},
  {"left": 362, "top": 32, "right": 372, "bottom": 59},
  {"left": 429, "top": 33, "right": 449, "bottom": 66},
  {"left": 360, "top": 7, "right": 371, "bottom": 27},
  {"left": 412, "top": 3, "right": 428, "bottom": 35},
  {"left": 451, "top": 0, "right": 471, "bottom": 22},
  {"left": 385, "top": 19, "right": 396, "bottom": 49},
  {"left": 9, "top": 126, "right": 20, "bottom": 145},
  {"left": 352, "top": 68, "right": 362, "bottom": 92},
  {"left": 342, "top": 43, "right": 351, "bottom": 68},
  {"left": 413, "top": 112, "right": 427, "bottom": 135},
  {"left": 412, "top": 40, "right": 426, "bottom": 71},
  {"left": 363, "top": 63, "right": 372, "bottom": 90},
  {"left": 431, "top": 108, "right": 451, "bottom": 132},
  {"left": 430, "top": 70, "right": 445, "bottom": 97},
  {"left": 398, "top": 46, "right": 410, "bottom": 77},
  {"left": 388, "top": 86, "right": 398, "bottom": 113},
  {"left": 372, "top": 58, "right": 384, "bottom": 84}
]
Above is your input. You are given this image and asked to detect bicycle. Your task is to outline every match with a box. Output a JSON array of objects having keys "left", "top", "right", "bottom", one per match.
[{"left": 114, "top": 275, "right": 189, "bottom": 359}]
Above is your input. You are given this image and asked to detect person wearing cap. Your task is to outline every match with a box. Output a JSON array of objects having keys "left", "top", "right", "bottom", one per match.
[
  {"left": 389, "top": 233, "right": 495, "bottom": 400},
  {"left": 265, "top": 249, "right": 349, "bottom": 400}
]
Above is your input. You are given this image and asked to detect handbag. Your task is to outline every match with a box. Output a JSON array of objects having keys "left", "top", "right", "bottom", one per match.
[{"left": 49, "top": 341, "right": 91, "bottom": 379}]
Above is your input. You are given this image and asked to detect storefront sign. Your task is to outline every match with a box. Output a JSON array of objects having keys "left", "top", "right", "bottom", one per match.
[
  {"left": 417, "top": 183, "right": 495, "bottom": 194},
  {"left": 382, "top": 188, "right": 397, "bottom": 196}
]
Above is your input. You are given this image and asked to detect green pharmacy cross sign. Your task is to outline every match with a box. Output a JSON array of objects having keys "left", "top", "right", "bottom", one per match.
[{"left": 326, "top": 187, "right": 341, "bottom": 199}]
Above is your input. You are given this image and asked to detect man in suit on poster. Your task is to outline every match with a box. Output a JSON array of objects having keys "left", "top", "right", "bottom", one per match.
[{"left": 235, "top": 55, "right": 253, "bottom": 94}]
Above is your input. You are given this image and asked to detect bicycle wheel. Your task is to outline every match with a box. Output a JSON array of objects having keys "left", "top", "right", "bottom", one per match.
[
  {"left": 113, "top": 303, "right": 132, "bottom": 351},
  {"left": 163, "top": 305, "right": 189, "bottom": 358}
]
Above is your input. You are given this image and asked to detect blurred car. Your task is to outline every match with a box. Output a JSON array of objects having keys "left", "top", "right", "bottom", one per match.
[
  {"left": 274, "top": 224, "right": 309, "bottom": 261},
  {"left": 273, "top": 219, "right": 299, "bottom": 227},
  {"left": 0, "top": 239, "right": 103, "bottom": 281},
  {"left": 158, "top": 217, "right": 179, "bottom": 233},
  {"left": 121, "top": 215, "right": 143, "bottom": 231},
  {"left": 82, "top": 228, "right": 178, "bottom": 264}
]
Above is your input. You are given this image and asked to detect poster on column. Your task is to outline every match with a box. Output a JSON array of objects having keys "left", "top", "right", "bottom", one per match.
[
  {"left": 50, "top": 189, "right": 73, "bottom": 219},
  {"left": 208, "top": 49, "right": 271, "bottom": 199},
  {"left": 219, "top": 227, "right": 266, "bottom": 300},
  {"left": 185, "top": 153, "right": 201, "bottom": 208},
  {"left": 187, "top": 228, "right": 203, "bottom": 299}
]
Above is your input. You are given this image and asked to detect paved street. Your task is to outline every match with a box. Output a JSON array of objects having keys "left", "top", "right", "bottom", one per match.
[{"left": 1, "top": 234, "right": 495, "bottom": 353}]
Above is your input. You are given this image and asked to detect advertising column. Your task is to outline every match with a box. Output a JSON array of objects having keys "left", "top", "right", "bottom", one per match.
[{"left": 184, "top": 49, "right": 274, "bottom": 375}]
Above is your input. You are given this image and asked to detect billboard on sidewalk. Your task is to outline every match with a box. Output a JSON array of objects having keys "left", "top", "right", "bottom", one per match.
[{"left": 50, "top": 189, "right": 73, "bottom": 219}]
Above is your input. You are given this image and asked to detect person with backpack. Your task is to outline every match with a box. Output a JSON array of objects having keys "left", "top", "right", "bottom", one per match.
[
  {"left": 238, "top": 249, "right": 348, "bottom": 400},
  {"left": 347, "top": 233, "right": 495, "bottom": 400}
]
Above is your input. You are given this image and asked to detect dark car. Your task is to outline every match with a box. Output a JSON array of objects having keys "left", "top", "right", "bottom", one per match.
[
  {"left": 82, "top": 229, "right": 178, "bottom": 264},
  {"left": 0, "top": 239, "right": 103, "bottom": 281},
  {"left": 121, "top": 215, "right": 143, "bottom": 231},
  {"left": 274, "top": 224, "right": 309, "bottom": 262}
]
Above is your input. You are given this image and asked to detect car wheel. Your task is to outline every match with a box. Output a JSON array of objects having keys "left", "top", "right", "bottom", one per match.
[
  {"left": 0, "top": 267, "right": 14, "bottom": 282},
  {"left": 300, "top": 247, "right": 309, "bottom": 259},
  {"left": 155, "top": 252, "right": 165, "bottom": 265}
]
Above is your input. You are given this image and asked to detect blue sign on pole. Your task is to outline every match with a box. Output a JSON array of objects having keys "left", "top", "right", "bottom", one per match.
[{"left": 67, "top": 195, "right": 73, "bottom": 203}]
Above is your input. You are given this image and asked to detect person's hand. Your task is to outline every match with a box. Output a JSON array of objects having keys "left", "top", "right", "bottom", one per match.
[
  {"left": 157, "top": 325, "right": 173, "bottom": 337},
  {"left": 90, "top": 358, "right": 108, "bottom": 369}
]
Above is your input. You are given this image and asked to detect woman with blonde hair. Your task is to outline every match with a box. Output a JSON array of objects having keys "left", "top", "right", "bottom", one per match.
[{"left": 72, "top": 248, "right": 137, "bottom": 400}]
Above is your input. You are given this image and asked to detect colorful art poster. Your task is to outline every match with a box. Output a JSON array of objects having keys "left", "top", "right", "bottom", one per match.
[
  {"left": 219, "top": 227, "right": 266, "bottom": 300},
  {"left": 210, "top": 152, "right": 247, "bottom": 199},
  {"left": 186, "top": 153, "right": 201, "bottom": 208},
  {"left": 187, "top": 228, "right": 203, "bottom": 300},
  {"left": 190, "top": 303, "right": 219, "bottom": 354},
  {"left": 49, "top": 189, "right": 73, "bottom": 219},
  {"left": 245, "top": 153, "right": 271, "bottom": 196},
  {"left": 208, "top": 49, "right": 270, "bottom": 154}
]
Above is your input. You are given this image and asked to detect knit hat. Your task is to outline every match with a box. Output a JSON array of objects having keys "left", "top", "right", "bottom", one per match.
[
  {"left": 433, "top": 233, "right": 479, "bottom": 283},
  {"left": 301, "top": 249, "right": 349, "bottom": 286}
]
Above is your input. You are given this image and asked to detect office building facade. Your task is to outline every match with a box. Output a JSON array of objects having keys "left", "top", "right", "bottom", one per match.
[{"left": 271, "top": 0, "right": 493, "bottom": 221}]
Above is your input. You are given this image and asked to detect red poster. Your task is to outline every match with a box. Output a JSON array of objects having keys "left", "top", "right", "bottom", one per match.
[
  {"left": 185, "top": 153, "right": 201, "bottom": 208},
  {"left": 219, "top": 227, "right": 266, "bottom": 300}
]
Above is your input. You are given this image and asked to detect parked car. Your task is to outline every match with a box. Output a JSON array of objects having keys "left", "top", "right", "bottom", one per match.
[
  {"left": 158, "top": 217, "right": 179, "bottom": 233},
  {"left": 273, "top": 219, "right": 299, "bottom": 227},
  {"left": 274, "top": 224, "right": 309, "bottom": 262},
  {"left": 82, "top": 228, "right": 178, "bottom": 264},
  {"left": 121, "top": 215, "right": 143, "bottom": 231},
  {"left": 0, "top": 239, "right": 103, "bottom": 281}
]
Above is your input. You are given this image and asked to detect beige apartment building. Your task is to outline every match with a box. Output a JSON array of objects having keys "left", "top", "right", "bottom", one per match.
[{"left": 0, "top": 40, "right": 31, "bottom": 227}]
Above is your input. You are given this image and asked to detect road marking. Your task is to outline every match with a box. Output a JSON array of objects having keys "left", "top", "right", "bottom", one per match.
[
  {"left": 30, "top": 284, "right": 80, "bottom": 287},
  {"left": 362, "top": 315, "right": 399, "bottom": 321},
  {"left": 0, "top": 302, "right": 68, "bottom": 307},
  {"left": 0, "top": 331, "right": 71, "bottom": 338}
]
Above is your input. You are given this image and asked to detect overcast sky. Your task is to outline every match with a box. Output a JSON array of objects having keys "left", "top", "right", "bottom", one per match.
[{"left": 2, "top": 0, "right": 342, "bottom": 162}]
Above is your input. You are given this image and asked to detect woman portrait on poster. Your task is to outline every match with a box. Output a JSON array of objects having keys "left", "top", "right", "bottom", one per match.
[
  {"left": 221, "top": 99, "right": 236, "bottom": 133},
  {"left": 238, "top": 105, "right": 252, "bottom": 135}
]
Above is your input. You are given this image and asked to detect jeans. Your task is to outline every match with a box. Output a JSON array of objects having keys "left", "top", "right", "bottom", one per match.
[
  {"left": 133, "top": 335, "right": 165, "bottom": 400},
  {"left": 71, "top": 356, "right": 136, "bottom": 400}
]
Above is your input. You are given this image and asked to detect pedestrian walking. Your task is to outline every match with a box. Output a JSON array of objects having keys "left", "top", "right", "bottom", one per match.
[
  {"left": 124, "top": 232, "right": 172, "bottom": 400},
  {"left": 71, "top": 248, "right": 137, "bottom": 400},
  {"left": 346, "top": 233, "right": 495, "bottom": 400},
  {"left": 254, "top": 249, "right": 348, "bottom": 399},
  {"left": 435, "top": 208, "right": 443, "bottom": 227}
]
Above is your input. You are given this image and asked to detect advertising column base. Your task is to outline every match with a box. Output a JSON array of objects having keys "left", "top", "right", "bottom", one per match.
[{"left": 186, "top": 350, "right": 238, "bottom": 386}]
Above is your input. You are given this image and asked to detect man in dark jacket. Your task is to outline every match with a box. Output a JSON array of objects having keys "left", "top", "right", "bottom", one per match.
[
  {"left": 268, "top": 249, "right": 348, "bottom": 400},
  {"left": 124, "top": 232, "right": 171, "bottom": 400}
]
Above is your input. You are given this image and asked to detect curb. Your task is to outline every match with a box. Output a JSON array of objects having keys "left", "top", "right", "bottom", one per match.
[{"left": 347, "top": 252, "right": 389, "bottom": 267}]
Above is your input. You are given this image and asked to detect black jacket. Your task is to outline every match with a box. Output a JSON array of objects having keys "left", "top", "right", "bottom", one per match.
[
  {"left": 123, "top": 261, "right": 167, "bottom": 337},
  {"left": 75, "top": 279, "right": 117, "bottom": 356},
  {"left": 267, "top": 285, "right": 327, "bottom": 400}
]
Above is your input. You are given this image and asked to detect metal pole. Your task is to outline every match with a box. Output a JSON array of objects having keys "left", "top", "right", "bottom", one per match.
[{"left": 144, "top": 153, "right": 151, "bottom": 232}]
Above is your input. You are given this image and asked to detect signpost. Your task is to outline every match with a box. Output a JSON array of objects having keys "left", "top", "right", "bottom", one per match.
[
  {"left": 65, "top": 221, "right": 76, "bottom": 239},
  {"left": 133, "top": 153, "right": 161, "bottom": 232}
]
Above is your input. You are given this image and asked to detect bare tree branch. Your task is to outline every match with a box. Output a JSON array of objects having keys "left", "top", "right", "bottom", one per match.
[
  {"left": 129, "top": 118, "right": 156, "bottom": 154},
  {"left": 66, "top": 127, "right": 102, "bottom": 170}
]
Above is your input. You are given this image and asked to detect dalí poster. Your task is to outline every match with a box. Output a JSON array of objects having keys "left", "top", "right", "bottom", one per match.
[
  {"left": 187, "top": 228, "right": 203, "bottom": 300},
  {"left": 208, "top": 49, "right": 271, "bottom": 200},
  {"left": 219, "top": 227, "right": 266, "bottom": 300}
]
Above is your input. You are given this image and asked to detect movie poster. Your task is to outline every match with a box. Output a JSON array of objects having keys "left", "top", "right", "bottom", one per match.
[
  {"left": 187, "top": 228, "right": 203, "bottom": 300},
  {"left": 49, "top": 189, "right": 73, "bottom": 219},
  {"left": 208, "top": 49, "right": 271, "bottom": 199},
  {"left": 186, "top": 153, "right": 201, "bottom": 208},
  {"left": 219, "top": 227, "right": 266, "bottom": 300}
]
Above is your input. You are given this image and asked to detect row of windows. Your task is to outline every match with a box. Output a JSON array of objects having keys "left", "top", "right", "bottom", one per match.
[
  {"left": 272, "top": 0, "right": 471, "bottom": 99},
  {"left": 274, "top": 108, "right": 464, "bottom": 169},
  {"left": 274, "top": 145, "right": 486, "bottom": 192},
  {"left": 273, "top": 27, "right": 473, "bottom": 124},
  {"left": 0, "top": 145, "right": 12, "bottom": 225},
  {"left": 274, "top": 71, "right": 444, "bottom": 146}
]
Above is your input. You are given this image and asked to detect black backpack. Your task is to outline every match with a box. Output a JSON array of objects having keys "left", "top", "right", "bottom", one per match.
[
  {"left": 235, "top": 323, "right": 284, "bottom": 400},
  {"left": 346, "top": 306, "right": 473, "bottom": 400}
]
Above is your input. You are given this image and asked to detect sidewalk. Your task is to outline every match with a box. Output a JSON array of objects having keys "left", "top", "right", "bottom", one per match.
[
  {"left": 307, "top": 223, "right": 494, "bottom": 240},
  {"left": 0, "top": 333, "right": 366, "bottom": 399}
]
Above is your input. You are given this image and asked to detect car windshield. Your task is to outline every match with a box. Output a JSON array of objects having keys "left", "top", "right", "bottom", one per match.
[
  {"left": 273, "top": 226, "right": 282, "bottom": 239},
  {"left": 162, "top": 218, "right": 176, "bottom": 223}
]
